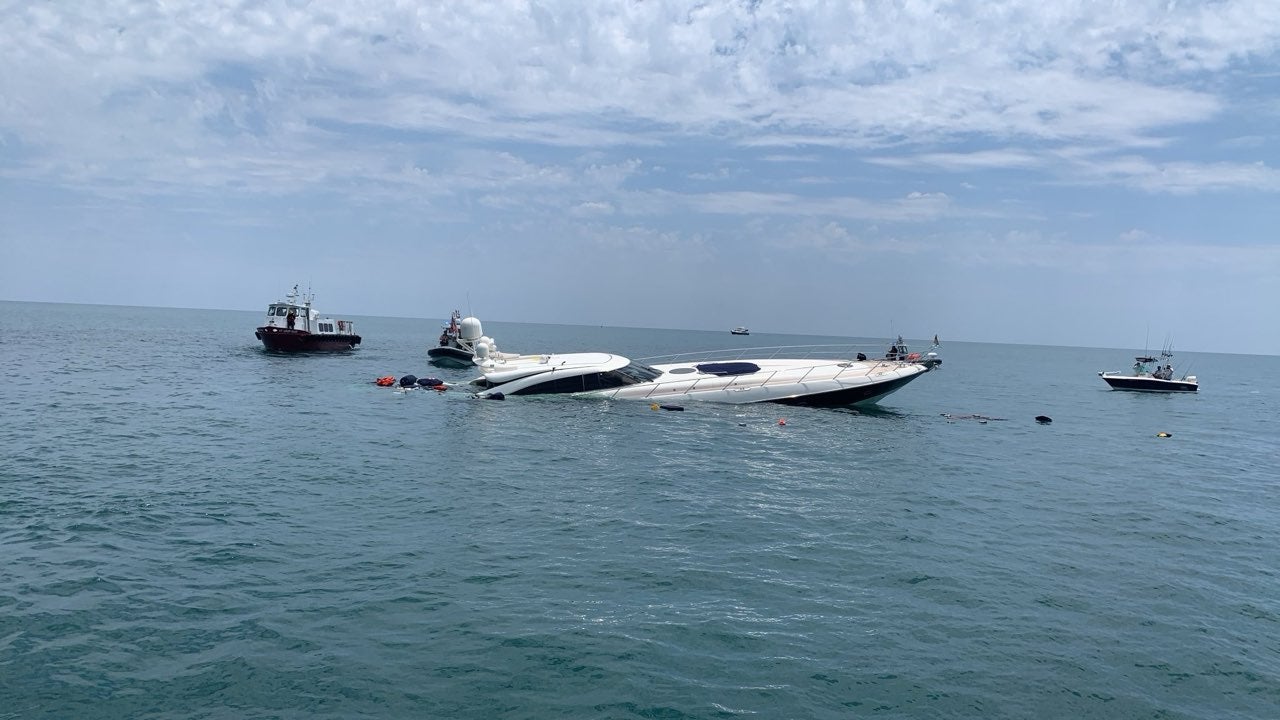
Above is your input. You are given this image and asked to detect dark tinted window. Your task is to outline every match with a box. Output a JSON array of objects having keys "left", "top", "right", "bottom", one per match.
[
  {"left": 616, "top": 361, "right": 663, "bottom": 383},
  {"left": 513, "top": 362, "right": 661, "bottom": 395},
  {"left": 513, "top": 372, "right": 615, "bottom": 395}
]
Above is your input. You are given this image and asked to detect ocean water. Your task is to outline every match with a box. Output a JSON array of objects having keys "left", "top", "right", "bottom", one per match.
[{"left": 1, "top": 301, "right": 1277, "bottom": 719}]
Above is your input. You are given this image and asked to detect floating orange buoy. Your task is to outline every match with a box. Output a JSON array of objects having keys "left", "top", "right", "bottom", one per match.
[
  {"left": 374, "top": 376, "right": 395, "bottom": 387},
  {"left": 778, "top": 418, "right": 787, "bottom": 426}
]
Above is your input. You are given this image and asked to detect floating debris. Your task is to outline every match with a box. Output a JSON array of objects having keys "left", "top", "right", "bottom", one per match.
[
  {"left": 375, "top": 375, "right": 449, "bottom": 391},
  {"left": 941, "top": 413, "right": 1007, "bottom": 422},
  {"left": 1035, "top": 415, "right": 1052, "bottom": 424}
]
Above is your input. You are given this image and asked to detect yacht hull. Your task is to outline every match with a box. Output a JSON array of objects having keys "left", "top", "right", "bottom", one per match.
[
  {"left": 600, "top": 366, "right": 927, "bottom": 407},
  {"left": 772, "top": 373, "right": 921, "bottom": 407}
]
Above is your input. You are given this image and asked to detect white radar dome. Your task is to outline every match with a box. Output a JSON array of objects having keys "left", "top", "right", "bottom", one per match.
[
  {"left": 474, "top": 341, "right": 490, "bottom": 359},
  {"left": 460, "top": 317, "right": 483, "bottom": 341}
]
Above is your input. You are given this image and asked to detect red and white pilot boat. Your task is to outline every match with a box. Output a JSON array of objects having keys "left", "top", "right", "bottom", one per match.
[{"left": 254, "top": 285, "right": 361, "bottom": 352}]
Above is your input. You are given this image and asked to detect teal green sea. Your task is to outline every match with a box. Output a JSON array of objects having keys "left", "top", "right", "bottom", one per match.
[{"left": 2, "top": 301, "right": 1277, "bottom": 719}]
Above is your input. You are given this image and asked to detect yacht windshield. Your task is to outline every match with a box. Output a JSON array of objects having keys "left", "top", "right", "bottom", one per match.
[
  {"left": 614, "top": 361, "right": 663, "bottom": 384},
  {"left": 508, "top": 361, "right": 664, "bottom": 395}
]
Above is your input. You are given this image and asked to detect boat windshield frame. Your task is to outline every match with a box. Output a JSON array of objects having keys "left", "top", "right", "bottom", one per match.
[
  {"left": 505, "top": 360, "right": 663, "bottom": 395},
  {"left": 614, "top": 361, "right": 663, "bottom": 384}
]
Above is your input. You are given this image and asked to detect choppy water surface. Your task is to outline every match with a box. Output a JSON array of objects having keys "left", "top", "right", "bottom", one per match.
[{"left": 2, "top": 302, "right": 1277, "bottom": 719}]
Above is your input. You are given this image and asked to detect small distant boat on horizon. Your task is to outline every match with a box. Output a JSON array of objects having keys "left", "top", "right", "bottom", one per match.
[
  {"left": 1098, "top": 348, "right": 1197, "bottom": 392},
  {"left": 730, "top": 326, "right": 750, "bottom": 335},
  {"left": 255, "top": 285, "right": 361, "bottom": 352}
]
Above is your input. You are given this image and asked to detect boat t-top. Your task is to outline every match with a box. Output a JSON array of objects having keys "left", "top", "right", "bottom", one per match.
[
  {"left": 255, "top": 285, "right": 361, "bottom": 352},
  {"left": 467, "top": 337, "right": 941, "bottom": 408},
  {"left": 1098, "top": 348, "right": 1197, "bottom": 392}
]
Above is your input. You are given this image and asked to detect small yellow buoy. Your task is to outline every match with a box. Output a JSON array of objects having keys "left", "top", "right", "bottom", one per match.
[{"left": 650, "top": 403, "right": 659, "bottom": 411}]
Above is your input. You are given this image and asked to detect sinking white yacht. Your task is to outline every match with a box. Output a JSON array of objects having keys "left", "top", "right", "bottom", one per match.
[{"left": 468, "top": 341, "right": 940, "bottom": 407}]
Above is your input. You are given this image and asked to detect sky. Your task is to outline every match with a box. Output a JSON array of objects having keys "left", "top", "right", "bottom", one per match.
[{"left": 2, "top": 1, "right": 1278, "bottom": 355}]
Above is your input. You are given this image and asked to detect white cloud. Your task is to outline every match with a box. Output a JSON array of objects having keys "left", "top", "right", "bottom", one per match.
[
  {"left": 4, "top": 1, "right": 1280, "bottom": 352},
  {"left": 1075, "top": 157, "right": 1280, "bottom": 194},
  {"left": 571, "top": 201, "right": 615, "bottom": 217},
  {"left": 686, "top": 189, "right": 958, "bottom": 222},
  {"left": 761, "top": 154, "right": 821, "bottom": 163},
  {"left": 866, "top": 145, "right": 1280, "bottom": 195},
  {"left": 868, "top": 149, "right": 1046, "bottom": 172},
  {"left": 4, "top": 0, "right": 1278, "bottom": 195}
]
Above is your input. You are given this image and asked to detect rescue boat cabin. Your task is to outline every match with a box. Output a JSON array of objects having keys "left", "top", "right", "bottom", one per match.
[
  {"left": 259, "top": 288, "right": 354, "bottom": 336},
  {"left": 260, "top": 300, "right": 355, "bottom": 335}
]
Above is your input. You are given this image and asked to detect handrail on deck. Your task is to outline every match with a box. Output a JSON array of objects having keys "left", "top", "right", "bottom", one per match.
[
  {"left": 627, "top": 355, "right": 908, "bottom": 399},
  {"left": 637, "top": 343, "right": 923, "bottom": 365}
]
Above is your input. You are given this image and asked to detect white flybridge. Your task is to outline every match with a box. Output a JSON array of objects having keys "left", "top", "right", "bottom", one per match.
[{"left": 468, "top": 340, "right": 941, "bottom": 407}]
